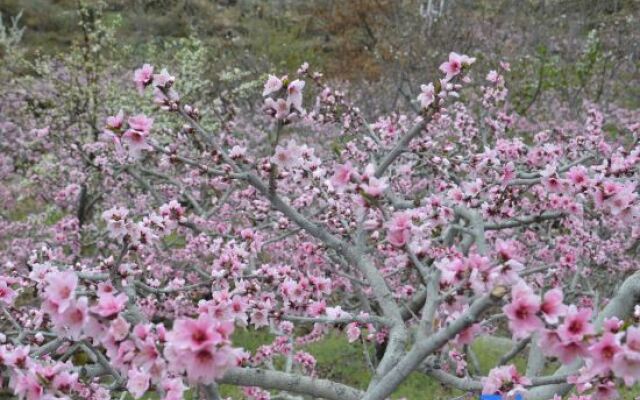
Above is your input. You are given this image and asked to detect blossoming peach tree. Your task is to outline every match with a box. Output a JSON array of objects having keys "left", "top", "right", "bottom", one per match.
[{"left": 1, "top": 51, "right": 639, "bottom": 400}]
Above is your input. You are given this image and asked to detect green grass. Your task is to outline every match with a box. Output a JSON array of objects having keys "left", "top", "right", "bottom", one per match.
[
  {"left": 213, "top": 329, "right": 460, "bottom": 399},
  {"left": 213, "top": 328, "right": 463, "bottom": 399},
  {"left": 216, "top": 330, "right": 640, "bottom": 399}
]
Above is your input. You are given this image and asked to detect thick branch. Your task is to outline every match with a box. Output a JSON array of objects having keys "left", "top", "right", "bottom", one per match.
[
  {"left": 362, "top": 288, "right": 507, "bottom": 400},
  {"left": 219, "top": 367, "right": 363, "bottom": 400},
  {"left": 453, "top": 206, "right": 487, "bottom": 254},
  {"left": 426, "top": 367, "right": 571, "bottom": 392},
  {"left": 485, "top": 212, "right": 565, "bottom": 231},
  {"left": 499, "top": 337, "right": 531, "bottom": 366},
  {"left": 282, "top": 314, "right": 392, "bottom": 326}
]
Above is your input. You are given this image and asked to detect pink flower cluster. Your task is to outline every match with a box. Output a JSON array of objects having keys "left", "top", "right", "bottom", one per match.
[
  {"left": 271, "top": 140, "right": 321, "bottom": 172},
  {"left": 262, "top": 74, "right": 306, "bottom": 121},
  {"left": 31, "top": 265, "right": 247, "bottom": 399},
  {"left": 133, "top": 64, "right": 179, "bottom": 109},
  {"left": 439, "top": 52, "right": 476, "bottom": 81},
  {"left": 0, "top": 275, "right": 17, "bottom": 305},
  {"left": 416, "top": 51, "right": 476, "bottom": 109},
  {"left": 330, "top": 162, "right": 389, "bottom": 198},
  {"left": 503, "top": 282, "right": 566, "bottom": 339},
  {"left": 482, "top": 364, "right": 531, "bottom": 397},
  {"left": 500, "top": 277, "right": 640, "bottom": 398},
  {"left": 164, "top": 314, "right": 241, "bottom": 383},
  {"left": 101, "top": 201, "right": 182, "bottom": 246},
  {"left": 0, "top": 345, "right": 86, "bottom": 400},
  {"left": 102, "top": 111, "right": 154, "bottom": 158}
]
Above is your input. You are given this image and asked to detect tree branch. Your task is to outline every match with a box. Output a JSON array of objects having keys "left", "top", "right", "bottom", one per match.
[{"left": 219, "top": 367, "right": 364, "bottom": 400}]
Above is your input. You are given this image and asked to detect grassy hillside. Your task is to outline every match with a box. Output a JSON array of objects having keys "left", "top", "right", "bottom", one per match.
[{"left": 2, "top": 0, "right": 638, "bottom": 112}]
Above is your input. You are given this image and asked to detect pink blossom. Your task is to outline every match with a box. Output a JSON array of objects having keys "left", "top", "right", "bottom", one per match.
[
  {"left": 28, "top": 264, "right": 52, "bottom": 284},
  {"left": 161, "top": 378, "right": 186, "bottom": 400},
  {"left": 134, "top": 64, "right": 154, "bottom": 93},
  {"left": 167, "top": 340, "right": 235, "bottom": 383},
  {"left": 250, "top": 308, "right": 269, "bottom": 328},
  {"left": 468, "top": 254, "right": 493, "bottom": 294},
  {"left": 608, "top": 183, "right": 637, "bottom": 216},
  {"left": 109, "top": 316, "right": 131, "bottom": 341},
  {"left": 52, "top": 370, "right": 78, "bottom": 392},
  {"left": 106, "top": 110, "right": 124, "bottom": 130},
  {"left": 326, "top": 306, "right": 350, "bottom": 319},
  {"left": 127, "top": 368, "right": 150, "bottom": 399},
  {"left": 625, "top": 326, "right": 640, "bottom": 351},
  {"left": 263, "top": 75, "right": 284, "bottom": 97},
  {"left": 168, "top": 314, "right": 224, "bottom": 352},
  {"left": 4, "top": 345, "right": 31, "bottom": 369},
  {"left": 540, "top": 328, "right": 588, "bottom": 364},
  {"left": 456, "top": 323, "right": 482, "bottom": 346},
  {"left": 128, "top": 113, "right": 153, "bottom": 132},
  {"left": 229, "top": 295, "right": 249, "bottom": 325},
  {"left": 540, "top": 288, "right": 567, "bottom": 324},
  {"left": 592, "top": 380, "right": 619, "bottom": 400},
  {"left": 278, "top": 321, "right": 294, "bottom": 336},
  {"left": 294, "top": 350, "right": 316, "bottom": 374},
  {"left": 588, "top": 332, "right": 621, "bottom": 373},
  {"left": 503, "top": 282, "right": 543, "bottom": 339},
  {"left": 486, "top": 70, "right": 500, "bottom": 83},
  {"left": 272, "top": 140, "right": 302, "bottom": 169},
  {"left": 229, "top": 145, "right": 247, "bottom": 160},
  {"left": 542, "top": 175, "right": 566, "bottom": 193},
  {"left": 102, "top": 206, "right": 130, "bottom": 239},
  {"left": 490, "top": 259, "right": 525, "bottom": 285},
  {"left": 308, "top": 300, "right": 326, "bottom": 316},
  {"left": 346, "top": 323, "right": 361, "bottom": 343},
  {"left": 153, "top": 68, "right": 175, "bottom": 88},
  {"left": 330, "top": 162, "right": 355, "bottom": 188},
  {"left": 297, "top": 62, "right": 309, "bottom": 74},
  {"left": 97, "top": 281, "right": 116, "bottom": 296},
  {"left": 0, "top": 280, "right": 16, "bottom": 305},
  {"left": 123, "top": 114, "right": 153, "bottom": 154},
  {"left": 603, "top": 317, "right": 623, "bottom": 334},
  {"left": 5, "top": 47, "right": 640, "bottom": 400},
  {"left": 417, "top": 83, "right": 435, "bottom": 109},
  {"left": 386, "top": 212, "right": 413, "bottom": 247},
  {"left": 91, "top": 292, "right": 128, "bottom": 318},
  {"left": 11, "top": 373, "right": 43, "bottom": 400},
  {"left": 263, "top": 97, "right": 290, "bottom": 120},
  {"left": 501, "top": 162, "right": 516, "bottom": 183},
  {"left": 154, "top": 86, "right": 180, "bottom": 108},
  {"left": 436, "top": 257, "right": 467, "bottom": 286},
  {"left": 566, "top": 166, "right": 590, "bottom": 188},
  {"left": 44, "top": 270, "right": 78, "bottom": 313},
  {"left": 558, "top": 305, "right": 594, "bottom": 343},
  {"left": 612, "top": 347, "right": 640, "bottom": 386},
  {"left": 361, "top": 176, "right": 389, "bottom": 198},
  {"left": 59, "top": 296, "right": 89, "bottom": 339},
  {"left": 286, "top": 79, "right": 305, "bottom": 113},
  {"left": 482, "top": 364, "right": 530, "bottom": 396},
  {"left": 439, "top": 52, "right": 476, "bottom": 81},
  {"left": 495, "top": 239, "right": 520, "bottom": 261}
]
